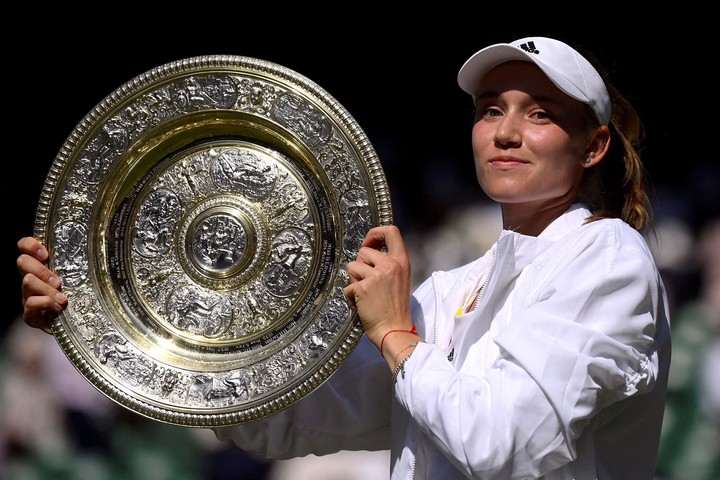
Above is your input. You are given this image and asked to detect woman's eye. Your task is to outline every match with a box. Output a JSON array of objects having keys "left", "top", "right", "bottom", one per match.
[
  {"left": 478, "top": 107, "right": 502, "bottom": 118},
  {"left": 531, "top": 110, "right": 550, "bottom": 120},
  {"left": 474, "top": 105, "right": 503, "bottom": 121}
]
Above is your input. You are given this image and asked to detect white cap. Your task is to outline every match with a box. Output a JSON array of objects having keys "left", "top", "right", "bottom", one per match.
[{"left": 457, "top": 37, "right": 611, "bottom": 125}]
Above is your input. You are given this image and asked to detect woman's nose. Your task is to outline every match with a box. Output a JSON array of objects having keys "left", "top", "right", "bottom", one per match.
[{"left": 493, "top": 115, "right": 522, "bottom": 147}]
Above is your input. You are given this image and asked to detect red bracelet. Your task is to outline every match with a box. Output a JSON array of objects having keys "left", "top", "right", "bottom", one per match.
[{"left": 379, "top": 324, "right": 418, "bottom": 356}]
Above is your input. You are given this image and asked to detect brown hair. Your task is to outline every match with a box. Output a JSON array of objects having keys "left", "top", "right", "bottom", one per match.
[{"left": 578, "top": 50, "right": 653, "bottom": 232}]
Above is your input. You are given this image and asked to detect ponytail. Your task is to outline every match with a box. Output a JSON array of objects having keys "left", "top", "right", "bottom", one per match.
[{"left": 579, "top": 53, "right": 652, "bottom": 232}]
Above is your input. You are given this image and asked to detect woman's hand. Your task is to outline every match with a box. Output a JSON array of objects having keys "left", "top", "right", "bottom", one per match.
[
  {"left": 16, "top": 236, "right": 68, "bottom": 333},
  {"left": 344, "top": 225, "right": 413, "bottom": 348}
]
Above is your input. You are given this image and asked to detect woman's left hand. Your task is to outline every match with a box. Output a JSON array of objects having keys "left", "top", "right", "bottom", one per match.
[{"left": 344, "top": 225, "right": 413, "bottom": 348}]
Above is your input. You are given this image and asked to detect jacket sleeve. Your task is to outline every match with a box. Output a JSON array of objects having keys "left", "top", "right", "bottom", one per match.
[
  {"left": 213, "top": 335, "right": 392, "bottom": 459},
  {"left": 395, "top": 221, "right": 669, "bottom": 478}
]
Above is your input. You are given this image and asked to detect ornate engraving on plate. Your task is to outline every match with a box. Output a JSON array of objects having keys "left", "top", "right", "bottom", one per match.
[{"left": 35, "top": 56, "right": 392, "bottom": 426}]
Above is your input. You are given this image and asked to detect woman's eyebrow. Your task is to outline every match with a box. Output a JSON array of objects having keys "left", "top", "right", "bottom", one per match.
[{"left": 476, "top": 90, "right": 563, "bottom": 107}]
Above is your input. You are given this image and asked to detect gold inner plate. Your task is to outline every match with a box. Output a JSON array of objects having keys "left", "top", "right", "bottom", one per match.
[{"left": 35, "top": 55, "right": 392, "bottom": 427}]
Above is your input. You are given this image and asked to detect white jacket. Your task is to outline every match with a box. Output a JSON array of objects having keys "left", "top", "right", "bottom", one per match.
[{"left": 215, "top": 204, "right": 671, "bottom": 479}]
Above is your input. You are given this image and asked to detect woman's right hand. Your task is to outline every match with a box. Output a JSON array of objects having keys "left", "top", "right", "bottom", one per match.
[{"left": 16, "top": 236, "right": 68, "bottom": 333}]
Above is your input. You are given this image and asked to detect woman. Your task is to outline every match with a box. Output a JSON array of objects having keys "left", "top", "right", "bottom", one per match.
[{"left": 17, "top": 36, "right": 671, "bottom": 479}]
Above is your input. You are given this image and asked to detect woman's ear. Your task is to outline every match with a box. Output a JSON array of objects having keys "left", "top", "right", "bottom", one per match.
[{"left": 583, "top": 125, "right": 611, "bottom": 167}]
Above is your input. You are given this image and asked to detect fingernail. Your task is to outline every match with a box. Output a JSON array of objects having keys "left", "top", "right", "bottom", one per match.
[
  {"left": 55, "top": 292, "right": 67, "bottom": 303},
  {"left": 37, "top": 248, "right": 48, "bottom": 261},
  {"left": 49, "top": 276, "right": 61, "bottom": 288}
]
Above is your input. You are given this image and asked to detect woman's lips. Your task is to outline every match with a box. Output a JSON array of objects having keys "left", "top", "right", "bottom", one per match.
[{"left": 489, "top": 157, "right": 529, "bottom": 169}]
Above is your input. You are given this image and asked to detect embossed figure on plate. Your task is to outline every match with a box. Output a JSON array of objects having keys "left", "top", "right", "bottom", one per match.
[
  {"left": 192, "top": 214, "right": 247, "bottom": 273},
  {"left": 171, "top": 76, "right": 238, "bottom": 111},
  {"left": 54, "top": 221, "right": 89, "bottom": 288},
  {"left": 166, "top": 285, "right": 234, "bottom": 337},
  {"left": 263, "top": 227, "right": 312, "bottom": 297},
  {"left": 210, "top": 148, "right": 276, "bottom": 199},
  {"left": 132, "top": 189, "right": 182, "bottom": 257}
]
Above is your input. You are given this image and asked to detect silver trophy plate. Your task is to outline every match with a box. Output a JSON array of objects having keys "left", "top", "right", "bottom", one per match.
[{"left": 35, "top": 55, "right": 392, "bottom": 426}]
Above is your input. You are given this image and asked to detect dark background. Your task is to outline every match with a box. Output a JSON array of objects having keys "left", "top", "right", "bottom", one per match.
[{"left": 5, "top": 18, "right": 715, "bottom": 338}]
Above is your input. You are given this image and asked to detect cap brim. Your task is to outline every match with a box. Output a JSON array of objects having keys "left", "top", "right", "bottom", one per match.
[
  {"left": 457, "top": 44, "right": 535, "bottom": 98},
  {"left": 457, "top": 44, "right": 588, "bottom": 105}
]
